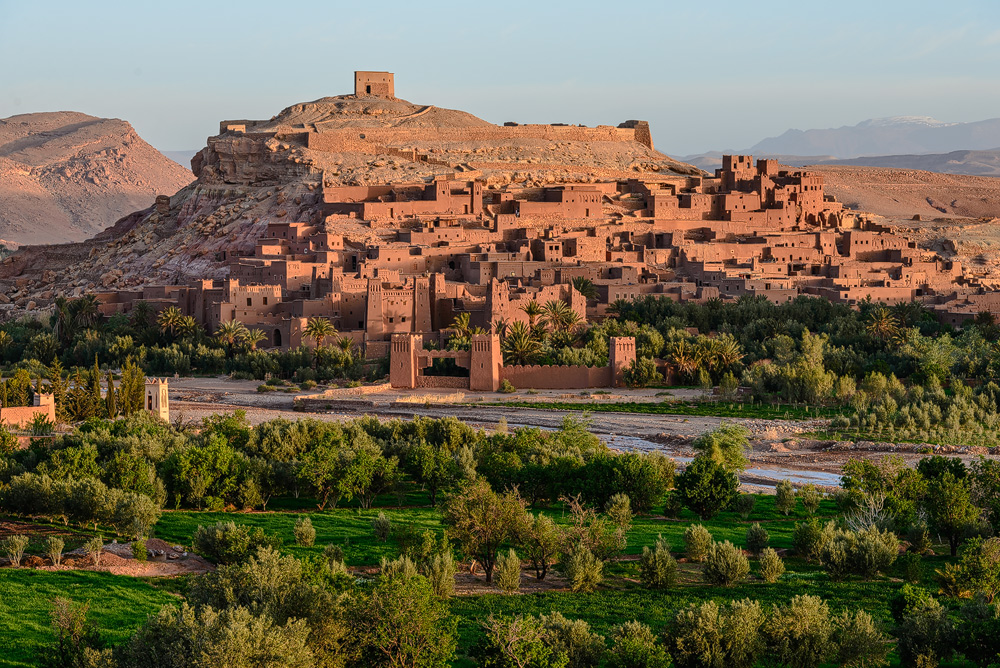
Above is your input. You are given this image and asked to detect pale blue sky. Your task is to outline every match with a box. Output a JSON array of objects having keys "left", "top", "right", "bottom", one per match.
[{"left": 1, "top": 0, "right": 999, "bottom": 155}]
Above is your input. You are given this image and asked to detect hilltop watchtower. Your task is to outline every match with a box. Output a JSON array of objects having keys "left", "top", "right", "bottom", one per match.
[{"left": 355, "top": 71, "right": 394, "bottom": 98}]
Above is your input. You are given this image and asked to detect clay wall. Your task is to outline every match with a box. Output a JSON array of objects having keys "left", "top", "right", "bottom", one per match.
[{"left": 500, "top": 364, "right": 612, "bottom": 389}]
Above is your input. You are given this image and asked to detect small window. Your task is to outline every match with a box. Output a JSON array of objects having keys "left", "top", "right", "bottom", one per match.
[{"left": 246, "top": 297, "right": 252, "bottom": 306}]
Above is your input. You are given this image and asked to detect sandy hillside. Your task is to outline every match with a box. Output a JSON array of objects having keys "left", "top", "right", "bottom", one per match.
[
  {"left": 813, "top": 165, "right": 1000, "bottom": 220},
  {"left": 0, "top": 111, "right": 194, "bottom": 246}
]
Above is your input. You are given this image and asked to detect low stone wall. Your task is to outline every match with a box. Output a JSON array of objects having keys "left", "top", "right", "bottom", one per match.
[
  {"left": 416, "top": 375, "right": 470, "bottom": 389},
  {"left": 501, "top": 364, "right": 611, "bottom": 390}
]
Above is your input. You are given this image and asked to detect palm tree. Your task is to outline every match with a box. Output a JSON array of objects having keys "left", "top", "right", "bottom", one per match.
[
  {"left": 571, "top": 276, "right": 599, "bottom": 300},
  {"left": 866, "top": 306, "right": 901, "bottom": 343},
  {"left": 72, "top": 295, "right": 102, "bottom": 330},
  {"left": 129, "top": 301, "right": 153, "bottom": 330},
  {"left": 0, "top": 330, "right": 12, "bottom": 353},
  {"left": 501, "top": 321, "right": 542, "bottom": 366},
  {"left": 540, "top": 300, "right": 574, "bottom": 333},
  {"left": 242, "top": 328, "right": 268, "bottom": 351},
  {"left": 157, "top": 306, "right": 184, "bottom": 338},
  {"left": 216, "top": 319, "right": 248, "bottom": 351},
  {"left": 519, "top": 300, "right": 543, "bottom": 332},
  {"left": 712, "top": 333, "right": 744, "bottom": 371},
  {"left": 304, "top": 317, "right": 336, "bottom": 349},
  {"left": 492, "top": 318, "right": 510, "bottom": 337},
  {"left": 450, "top": 312, "right": 471, "bottom": 338},
  {"left": 665, "top": 339, "right": 703, "bottom": 381},
  {"left": 177, "top": 316, "right": 199, "bottom": 341},
  {"left": 606, "top": 299, "right": 630, "bottom": 318},
  {"left": 52, "top": 297, "right": 75, "bottom": 345}
]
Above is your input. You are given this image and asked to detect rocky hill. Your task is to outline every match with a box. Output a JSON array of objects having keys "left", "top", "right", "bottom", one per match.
[
  {"left": 0, "top": 95, "right": 698, "bottom": 308},
  {"left": 0, "top": 112, "right": 193, "bottom": 246}
]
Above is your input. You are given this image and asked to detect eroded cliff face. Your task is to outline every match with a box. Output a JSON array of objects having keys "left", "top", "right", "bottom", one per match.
[
  {"left": 0, "top": 111, "right": 194, "bottom": 246},
  {"left": 0, "top": 94, "right": 700, "bottom": 311}
]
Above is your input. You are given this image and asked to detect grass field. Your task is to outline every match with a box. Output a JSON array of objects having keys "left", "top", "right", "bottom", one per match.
[
  {"left": 1, "top": 492, "right": 955, "bottom": 667},
  {"left": 0, "top": 570, "right": 179, "bottom": 668}
]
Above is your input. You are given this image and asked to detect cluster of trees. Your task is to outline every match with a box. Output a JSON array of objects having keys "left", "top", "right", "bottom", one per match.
[
  {"left": 0, "top": 412, "right": 673, "bottom": 520},
  {"left": 0, "top": 298, "right": 377, "bottom": 383}
]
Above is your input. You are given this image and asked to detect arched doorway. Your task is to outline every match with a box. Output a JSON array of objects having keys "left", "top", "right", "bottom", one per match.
[{"left": 273, "top": 329, "right": 282, "bottom": 347}]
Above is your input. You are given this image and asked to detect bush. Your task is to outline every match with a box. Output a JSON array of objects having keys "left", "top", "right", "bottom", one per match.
[
  {"left": 119, "top": 603, "right": 313, "bottom": 667},
  {"left": 665, "top": 599, "right": 764, "bottom": 668},
  {"left": 745, "top": 523, "right": 769, "bottom": 556},
  {"left": 907, "top": 520, "right": 933, "bottom": 555},
  {"left": 131, "top": 539, "right": 147, "bottom": 562},
  {"left": 425, "top": 550, "right": 456, "bottom": 599},
  {"left": 476, "top": 614, "right": 560, "bottom": 668},
  {"left": 322, "top": 543, "right": 344, "bottom": 566},
  {"left": 192, "top": 521, "right": 281, "bottom": 565},
  {"left": 766, "top": 595, "right": 835, "bottom": 668},
  {"left": 734, "top": 493, "right": 756, "bottom": 520},
  {"left": 758, "top": 548, "right": 785, "bottom": 583},
  {"left": 676, "top": 456, "right": 738, "bottom": 520},
  {"left": 607, "top": 621, "right": 670, "bottom": 668},
  {"left": 83, "top": 536, "right": 104, "bottom": 567},
  {"left": 890, "top": 584, "right": 934, "bottom": 625},
  {"left": 498, "top": 379, "right": 516, "bottom": 394},
  {"left": 898, "top": 552, "right": 923, "bottom": 584},
  {"left": 539, "top": 611, "right": 605, "bottom": 668},
  {"left": 683, "top": 524, "right": 713, "bottom": 562},
  {"left": 775, "top": 479, "right": 796, "bottom": 515},
  {"left": 820, "top": 526, "right": 899, "bottom": 580},
  {"left": 371, "top": 512, "right": 392, "bottom": 542},
  {"left": 792, "top": 518, "right": 827, "bottom": 561},
  {"left": 1, "top": 534, "right": 29, "bottom": 567},
  {"left": 662, "top": 491, "right": 682, "bottom": 519},
  {"left": 639, "top": 535, "right": 676, "bottom": 589},
  {"left": 833, "top": 610, "right": 891, "bottom": 668},
  {"left": 799, "top": 484, "right": 822, "bottom": 515},
  {"left": 495, "top": 549, "right": 521, "bottom": 593},
  {"left": 895, "top": 598, "right": 953, "bottom": 668},
  {"left": 624, "top": 357, "right": 660, "bottom": 388},
  {"left": 44, "top": 536, "right": 64, "bottom": 566},
  {"left": 559, "top": 543, "right": 603, "bottom": 593},
  {"left": 703, "top": 540, "right": 749, "bottom": 586},
  {"left": 38, "top": 597, "right": 107, "bottom": 668},
  {"left": 380, "top": 555, "right": 418, "bottom": 581},
  {"left": 293, "top": 516, "right": 316, "bottom": 547}
]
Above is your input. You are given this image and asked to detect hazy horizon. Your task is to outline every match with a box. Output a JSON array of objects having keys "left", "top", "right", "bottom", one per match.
[{"left": 2, "top": 0, "right": 999, "bottom": 156}]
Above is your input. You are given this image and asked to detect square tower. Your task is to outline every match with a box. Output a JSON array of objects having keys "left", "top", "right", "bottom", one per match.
[
  {"left": 355, "top": 71, "right": 394, "bottom": 98},
  {"left": 145, "top": 378, "right": 170, "bottom": 422}
]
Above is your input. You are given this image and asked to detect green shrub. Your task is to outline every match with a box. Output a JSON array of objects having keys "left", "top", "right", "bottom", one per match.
[
  {"left": 606, "top": 621, "right": 670, "bottom": 668},
  {"left": 560, "top": 543, "right": 603, "bottom": 593},
  {"left": 293, "top": 516, "right": 316, "bottom": 547},
  {"left": 539, "top": 611, "right": 605, "bottom": 668},
  {"left": 765, "top": 595, "right": 835, "bottom": 668},
  {"left": 703, "top": 540, "right": 749, "bottom": 586},
  {"left": 425, "top": 550, "right": 456, "bottom": 599},
  {"left": 683, "top": 524, "right": 713, "bottom": 562},
  {"left": 322, "top": 543, "right": 344, "bottom": 565},
  {"left": 792, "top": 518, "right": 828, "bottom": 561},
  {"left": 833, "top": 610, "right": 891, "bottom": 668},
  {"left": 476, "top": 614, "right": 560, "bottom": 668},
  {"left": 758, "top": 548, "right": 785, "bottom": 583},
  {"left": 665, "top": 599, "right": 764, "bottom": 668},
  {"left": 895, "top": 598, "right": 953, "bottom": 668},
  {"left": 906, "top": 520, "right": 933, "bottom": 555},
  {"left": 1, "top": 534, "right": 29, "bottom": 567},
  {"left": 662, "top": 491, "right": 682, "bottom": 518},
  {"left": 498, "top": 379, "right": 516, "bottom": 394},
  {"left": 775, "top": 479, "right": 796, "bottom": 516},
  {"left": 132, "top": 539, "right": 148, "bottom": 562},
  {"left": 676, "top": 456, "right": 738, "bottom": 520},
  {"left": 734, "top": 493, "right": 756, "bottom": 520},
  {"left": 898, "top": 552, "right": 923, "bottom": 584},
  {"left": 372, "top": 512, "right": 392, "bottom": 542},
  {"left": 192, "top": 521, "right": 281, "bottom": 565},
  {"left": 299, "top": 380, "right": 317, "bottom": 390},
  {"left": 820, "top": 526, "right": 899, "bottom": 580},
  {"left": 745, "top": 523, "right": 769, "bottom": 556},
  {"left": 44, "top": 536, "right": 64, "bottom": 566},
  {"left": 83, "top": 536, "right": 104, "bottom": 567},
  {"left": 639, "top": 535, "right": 677, "bottom": 589},
  {"left": 799, "top": 484, "right": 822, "bottom": 515},
  {"left": 495, "top": 549, "right": 521, "bottom": 593},
  {"left": 380, "top": 554, "right": 418, "bottom": 581}
]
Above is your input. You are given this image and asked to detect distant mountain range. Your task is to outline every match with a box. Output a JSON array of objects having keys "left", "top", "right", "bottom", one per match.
[{"left": 682, "top": 116, "right": 1000, "bottom": 178}]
